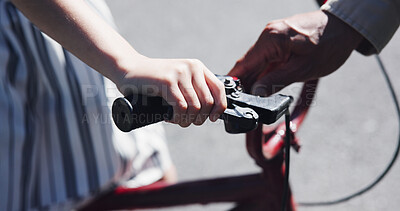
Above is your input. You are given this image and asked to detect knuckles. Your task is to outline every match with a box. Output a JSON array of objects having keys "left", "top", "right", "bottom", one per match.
[
  {"left": 169, "top": 59, "right": 205, "bottom": 81},
  {"left": 187, "top": 59, "right": 203, "bottom": 70},
  {"left": 190, "top": 102, "right": 202, "bottom": 113},
  {"left": 203, "top": 96, "right": 214, "bottom": 108},
  {"left": 174, "top": 65, "right": 189, "bottom": 78},
  {"left": 159, "top": 58, "right": 224, "bottom": 127},
  {"left": 177, "top": 101, "right": 188, "bottom": 112},
  {"left": 216, "top": 80, "right": 226, "bottom": 92},
  {"left": 263, "top": 22, "right": 292, "bottom": 44}
]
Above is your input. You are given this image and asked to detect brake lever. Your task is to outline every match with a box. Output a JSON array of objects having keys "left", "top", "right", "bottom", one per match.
[
  {"left": 112, "top": 75, "right": 292, "bottom": 133},
  {"left": 216, "top": 75, "right": 293, "bottom": 133},
  {"left": 220, "top": 104, "right": 259, "bottom": 134}
]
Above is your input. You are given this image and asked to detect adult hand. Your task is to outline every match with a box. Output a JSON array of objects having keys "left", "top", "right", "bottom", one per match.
[
  {"left": 229, "top": 10, "right": 363, "bottom": 96},
  {"left": 117, "top": 57, "right": 227, "bottom": 127}
]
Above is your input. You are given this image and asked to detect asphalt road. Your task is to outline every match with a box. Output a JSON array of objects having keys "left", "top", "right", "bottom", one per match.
[{"left": 105, "top": 0, "right": 400, "bottom": 210}]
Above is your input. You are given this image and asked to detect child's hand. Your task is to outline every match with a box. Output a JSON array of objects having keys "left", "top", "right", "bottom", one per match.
[
  {"left": 117, "top": 57, "right": 227, "bottom": 127},
  {"left": 11, "top": 0, "right": 227, "bottom": 128}
]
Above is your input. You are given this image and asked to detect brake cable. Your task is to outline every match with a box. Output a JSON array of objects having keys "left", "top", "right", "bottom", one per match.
[
  {"left": 298, "top": 55, "right": 400, "bottom": 206},
  {"left": 281, "top": 111, "right": 292, "bottom": 211}
]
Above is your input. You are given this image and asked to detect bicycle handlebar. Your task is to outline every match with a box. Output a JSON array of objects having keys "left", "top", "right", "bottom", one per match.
[
  {"left": 112, "top": 94, "right": 173, "bottom": 132},
  {"left": 112, "top": 75, "right": 292, "bottom": 133}
]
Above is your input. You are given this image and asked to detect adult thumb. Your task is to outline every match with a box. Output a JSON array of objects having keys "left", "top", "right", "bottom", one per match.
[{"left": 251, "top": 66, "right": 296, "bottom": 97}]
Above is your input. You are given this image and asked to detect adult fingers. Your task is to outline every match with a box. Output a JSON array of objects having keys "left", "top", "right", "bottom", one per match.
[
  {"left": 229, "top": 24, "right": 291, "bottom": 90},
  {"left": 251, "top": 58, "right": 307, "bottom": 96},
  {"left": 228, "top": 38, "right": 269, "bottom": 83},
  {"left": 231, "top": 22, "right": 291, "bottom": 75},
  {"left": 251, "top": 71, "right": 293, "bottom": 97},
  {"left": 228, "top": 39, "right": 270, "bottom": 91}
]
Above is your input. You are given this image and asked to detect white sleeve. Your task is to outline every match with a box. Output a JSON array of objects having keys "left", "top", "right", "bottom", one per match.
[{"left": 321, "top": 0, "right": 400, "bottom": 54}]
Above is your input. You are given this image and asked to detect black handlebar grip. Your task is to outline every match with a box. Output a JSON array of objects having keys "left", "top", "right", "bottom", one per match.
[{"left": 112, "top": 94, "right": 173, "bottom": 132}]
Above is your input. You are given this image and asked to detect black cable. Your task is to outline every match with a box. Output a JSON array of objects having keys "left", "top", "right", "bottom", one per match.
[
  {"left": 298, "top": 55, "right": 400, "bottom": 206},
  {"left": 281, "top": 111, "right": 292, "bottom": 211}
]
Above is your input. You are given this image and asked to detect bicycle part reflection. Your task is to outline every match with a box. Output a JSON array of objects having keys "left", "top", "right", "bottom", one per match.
[{"left": 112, "top": 75, "right": 293, "bottom": 134}]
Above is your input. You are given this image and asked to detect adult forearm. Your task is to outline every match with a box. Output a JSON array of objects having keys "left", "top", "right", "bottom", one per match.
[
  {"left": 322, "top": 0, "right": 400, "bottom": 55},
  {"left": 11, "top": 0, "right": 140, "bottom": 85}
]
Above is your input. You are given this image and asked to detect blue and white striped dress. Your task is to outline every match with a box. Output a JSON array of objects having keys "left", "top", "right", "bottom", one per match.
[{"left": 0, "top": 0, "right": 172, "bottom": 210}]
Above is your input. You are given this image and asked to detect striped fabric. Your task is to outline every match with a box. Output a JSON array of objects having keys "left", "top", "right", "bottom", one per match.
[{"left": 0, "top": 0, "right": 172, "bottom": 210}]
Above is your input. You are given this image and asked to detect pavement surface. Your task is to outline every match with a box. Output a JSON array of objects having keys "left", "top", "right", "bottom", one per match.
[{"left": 105, "top": 0, "right": 400, "bottom": 210}]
